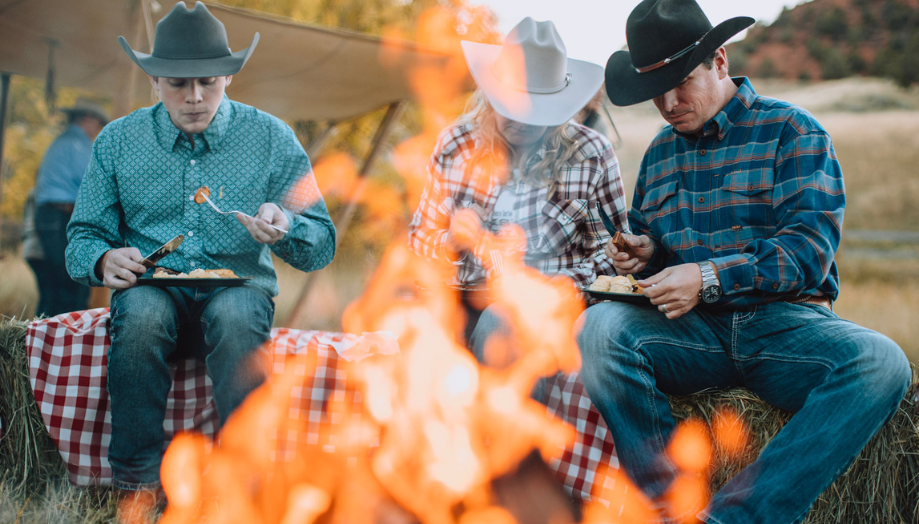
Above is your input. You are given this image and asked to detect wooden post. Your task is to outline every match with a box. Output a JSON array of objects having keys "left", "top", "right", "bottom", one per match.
[
  {"left": 283, "top": 101, "right": 404, "bottom": 327},
  {"left": 113, "top": 0, "right": 145, "bottom": 118},
  {"left": 0, "top": 72, "right": 10, "bottom": 252},
  {"left": 0, "top": 72, "right": 11, "bottom": 184}
]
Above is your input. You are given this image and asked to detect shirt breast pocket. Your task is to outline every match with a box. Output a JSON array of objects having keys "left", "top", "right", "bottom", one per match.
[
  {"left": 639, "top": 180, "right": 680, "bottom": 241},
  {"left": 718, "top": 168, "right": 775, "bottom": 249},
  {"left": 538, "top": 198, "right": 588, "bottom": 253}
]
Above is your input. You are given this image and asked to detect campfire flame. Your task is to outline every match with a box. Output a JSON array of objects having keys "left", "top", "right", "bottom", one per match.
[{"left": 155, "top": 4, "right": 752, "bottom": 523}]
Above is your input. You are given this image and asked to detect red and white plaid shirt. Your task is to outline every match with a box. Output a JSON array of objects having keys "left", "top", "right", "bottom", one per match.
[{"left": 408, "top": 122, "right": 629, "bottom": 287}]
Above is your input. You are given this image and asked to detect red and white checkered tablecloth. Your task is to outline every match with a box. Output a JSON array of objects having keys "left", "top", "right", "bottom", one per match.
[{"left": 25, "top": 308, "right": 619, "bottom": 503}]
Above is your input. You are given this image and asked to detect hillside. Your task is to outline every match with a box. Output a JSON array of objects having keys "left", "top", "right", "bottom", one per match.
[{"left": 726, "top": 0, "right": 919, "bottom": 85}]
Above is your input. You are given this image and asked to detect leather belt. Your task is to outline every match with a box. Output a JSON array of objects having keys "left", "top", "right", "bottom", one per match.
[{"left": 780, "top": 295, "right": 832, "bottom": 309}]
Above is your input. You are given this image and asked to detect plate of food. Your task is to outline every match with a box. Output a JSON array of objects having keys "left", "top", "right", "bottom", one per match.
[
  {"left": 582, "top": 275, "right": 651, "bottom": 305},
  {"left": 137, "top": 267, "right": 251, "bottom": 288}
]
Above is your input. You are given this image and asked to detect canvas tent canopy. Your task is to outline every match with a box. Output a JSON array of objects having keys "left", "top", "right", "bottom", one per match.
[{"left": 0, "top": 0, "right": 458, "bottom": 122}]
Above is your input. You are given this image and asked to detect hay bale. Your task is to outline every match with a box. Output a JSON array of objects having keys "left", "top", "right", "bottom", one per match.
[
  {"left": 670, "top": 364, "right": 919, "bottom": 524},
  {"left": 0, "top": 317, "right": 67, "bottom": 495}
]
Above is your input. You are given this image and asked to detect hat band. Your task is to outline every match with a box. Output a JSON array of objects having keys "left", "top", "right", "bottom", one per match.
[
  {"left": 633, "top": 39, "right": 700, "bottom": 74},
  {"left": 493, "top": 63, "right": 572, "bottom": 94}
]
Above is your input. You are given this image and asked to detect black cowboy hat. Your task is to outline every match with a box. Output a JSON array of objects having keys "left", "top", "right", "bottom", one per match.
[
  {"left": 605, "top": 0, "right": 754, "bottom": 106},
  {"left": 119, "top": 2, "right": 259, "bottom": 78}
]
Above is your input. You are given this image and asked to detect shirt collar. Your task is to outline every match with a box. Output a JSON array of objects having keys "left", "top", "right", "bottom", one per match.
[
  {"left": 154, "top": 96, "right": 232, "bottom": 152},
  {"left": 670, "top": 77, "right": 755, "bottom": 141},
  {"left": 711, "top": 77, "right": 756, "bottom": 140}
]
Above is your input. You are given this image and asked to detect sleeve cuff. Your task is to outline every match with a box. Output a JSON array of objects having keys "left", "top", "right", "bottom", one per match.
[
  {"left": 709, "top": 254, "right": 755, "bottom": 295},
  {"left": 87, "top": 245, "right": 113, "bottom": 287}
]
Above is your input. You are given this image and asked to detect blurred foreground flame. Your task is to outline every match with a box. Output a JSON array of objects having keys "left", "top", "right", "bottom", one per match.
[{"left": 156, "top": 3, "right": 752, "bottom": 523}]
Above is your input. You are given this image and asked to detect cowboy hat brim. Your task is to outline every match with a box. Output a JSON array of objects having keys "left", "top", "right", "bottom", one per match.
[
  {"left": 605, "top": 16, "right": 753, "bottom": 107},
  {"left": 118, "top": 33, "right": 259, "bottom": 78},
  {"left": 462, "top": 40, "right": 604, "bottom": 127}
]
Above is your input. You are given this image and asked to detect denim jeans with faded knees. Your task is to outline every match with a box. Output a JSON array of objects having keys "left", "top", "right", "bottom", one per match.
[
  {"left": 469, "top": 304, "right": 548, "bottom": 404},
  {"left": 107, "top": 284, "right": 274, "bottom": 491},
  {"left": 576, "top": 300, "right": 911, "bottom": 524}
]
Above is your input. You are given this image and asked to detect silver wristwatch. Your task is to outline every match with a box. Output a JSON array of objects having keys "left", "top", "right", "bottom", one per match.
[{"left": 697, "top": 261, "right": 723, "bottom": 304}]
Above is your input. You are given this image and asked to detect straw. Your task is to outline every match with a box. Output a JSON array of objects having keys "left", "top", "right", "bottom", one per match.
[{"left": 669, "top": 363, "right": 919, "bottom": 523}]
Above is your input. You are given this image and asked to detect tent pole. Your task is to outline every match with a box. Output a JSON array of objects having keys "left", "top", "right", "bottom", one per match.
[
  {"left": 0, "top": 72, "right": 11, "bottom": 207},
  {"left": 0, "top": 72, "right": 10, "bottom": 173},
  {"left": 284, "top": 101, "right": 404, "bottom": 327},
  {"left": 114, "top": 0, "right": 145, "bottom": 118},
  {"left": 304, "top": 121, "right": 339, "bottom": 159}
]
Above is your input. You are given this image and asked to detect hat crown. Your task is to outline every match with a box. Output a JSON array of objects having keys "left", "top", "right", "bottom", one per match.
[
  {"left": 152, "top": 2, "right": 231, "bottom": 60},
  {"left": 63, "top": 97, "right": 109, "bottom": 123},
  {"left": 627, "top": 0, "right": 714, "bottom": 69},
  {"left": 494, "top": 17, "right": 569, "bottom": 93}
]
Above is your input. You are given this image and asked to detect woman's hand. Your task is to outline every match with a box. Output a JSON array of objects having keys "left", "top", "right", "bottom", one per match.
[{"left": 447, "top": 204, "right": 487, "bottom": 252}]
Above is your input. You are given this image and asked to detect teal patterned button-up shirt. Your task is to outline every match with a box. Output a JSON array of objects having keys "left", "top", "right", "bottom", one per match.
[{"left": 66, "top": 96, "right": 336, "bottom": 296}]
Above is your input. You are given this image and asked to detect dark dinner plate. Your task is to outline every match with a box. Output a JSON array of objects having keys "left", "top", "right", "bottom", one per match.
[
  {"left": 582, "top": 288, "right": 652, "bottom": 305},
  {"left": 137, "top": 276, "right": 251, "bottom": 288}
]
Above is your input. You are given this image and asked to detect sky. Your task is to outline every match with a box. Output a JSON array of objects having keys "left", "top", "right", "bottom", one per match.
[{"left": 472, "top": 0, "right": 813, "bottom": 66}]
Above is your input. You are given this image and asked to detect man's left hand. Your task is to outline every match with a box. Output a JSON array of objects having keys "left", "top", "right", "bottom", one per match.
[
  {"left": 637, "top": 263, "right": 703, "bottom": 319},
  {"left": 237, "top": 203, "right": 288, "bottom": 245}
]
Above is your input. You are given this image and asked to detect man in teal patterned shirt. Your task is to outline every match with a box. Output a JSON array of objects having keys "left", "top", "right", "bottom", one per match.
[{"left": 65, "top": 2, "right": 336, "bottom": 506}]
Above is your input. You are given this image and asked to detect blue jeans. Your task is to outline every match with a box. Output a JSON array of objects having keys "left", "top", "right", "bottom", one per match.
[
  {"left": 107, "top": 285, "right": 274, "bottom": 490},
  {"left": 576, "top": 301, "right": 911, "bottom": 524},
  {"left": 469, "top": 304, "right": 548, "bottom": 403},
  {"left": 36, "top": 204, "right": 89, "bottom": 316}
]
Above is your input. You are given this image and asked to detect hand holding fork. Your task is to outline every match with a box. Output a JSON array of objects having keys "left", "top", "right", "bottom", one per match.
[{"left": 200, "top": 192, "right": 289, "bottom": 234}]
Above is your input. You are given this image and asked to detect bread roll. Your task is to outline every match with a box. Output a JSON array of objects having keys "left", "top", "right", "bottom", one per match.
[
  {"left": 608, "top": 275, "right": 633, "bottom": 294},
  {"left": 589, "top": 275, "right": 615, "bottom": 291}
]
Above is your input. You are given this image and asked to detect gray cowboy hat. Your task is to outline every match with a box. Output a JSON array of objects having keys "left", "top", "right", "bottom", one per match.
[
  {"left": 61, "top": 97, "right": 110, "bottom": 124},
  {"left": 605, "top": 0, "right": 753, "bottom": 106},
  {"left": 461, "top": 17, "right": 603, "bottom": 127},
  {"left": 118, "top": 1, "right": 259, "bottom": 78}
]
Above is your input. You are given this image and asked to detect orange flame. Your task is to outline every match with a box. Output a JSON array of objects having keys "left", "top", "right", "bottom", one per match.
[{"left": 712, "top": 407, "right": 749, "bottom": 461}]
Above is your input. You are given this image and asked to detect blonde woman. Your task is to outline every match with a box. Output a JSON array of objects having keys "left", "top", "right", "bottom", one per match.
[{"left": 408, "top": 18, "right": 629, "bottom": 373}]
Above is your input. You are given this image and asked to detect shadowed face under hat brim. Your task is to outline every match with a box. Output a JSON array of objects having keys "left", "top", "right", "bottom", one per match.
[
  {"left": 119, "top": 34, "right": 259, "bottom": 78},
  {"left": 605, "top": 16, "right": 753, "bottom": 107}
]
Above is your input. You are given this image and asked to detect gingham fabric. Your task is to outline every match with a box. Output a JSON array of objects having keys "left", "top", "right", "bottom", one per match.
[
  {"left": 25, "top": 308, "right": 618, "bottom": 502},
  {"left": 408, "top": 122, "right": 629, "bottom": 288}
]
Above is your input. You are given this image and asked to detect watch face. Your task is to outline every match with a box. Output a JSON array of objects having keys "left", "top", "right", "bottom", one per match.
[{"left": 701, "top": 285, "right": 722, "bottom": 303}]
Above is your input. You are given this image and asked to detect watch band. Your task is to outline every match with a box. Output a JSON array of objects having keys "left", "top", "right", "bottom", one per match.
[{"left": 698, "top": 261, "right": 718, "bottom": 287}]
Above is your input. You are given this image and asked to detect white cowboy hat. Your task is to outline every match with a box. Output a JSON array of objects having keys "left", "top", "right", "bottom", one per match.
[{"left": 461, "top": 17, "right": 603, "bottom": 127}]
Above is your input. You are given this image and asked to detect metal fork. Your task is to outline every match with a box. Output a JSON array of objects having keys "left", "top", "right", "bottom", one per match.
[{"left": 201, "top": 193, "right": 289, "bottom": 234}]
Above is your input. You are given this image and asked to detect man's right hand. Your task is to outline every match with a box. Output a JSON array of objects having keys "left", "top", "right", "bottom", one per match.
[
  {"left": 96, "top": 248, "right": 147, "bottom": 289},
  {"left": 605, "top": 233, "right": 655, "bottom": 274}
]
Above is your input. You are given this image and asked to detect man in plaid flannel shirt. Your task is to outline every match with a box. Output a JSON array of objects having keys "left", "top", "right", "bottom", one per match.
[
  {"left": 577, "top": 1, "right": 911, "bottom": 523},
  {"left": 64, "top": 2, "right": 335, "bottom": 512}
]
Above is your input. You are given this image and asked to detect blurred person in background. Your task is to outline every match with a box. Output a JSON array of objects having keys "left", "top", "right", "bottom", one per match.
[
  {"left": 32, "top": 97, "right": 108, "bottom": 316},
  {"left": 408, "top": 17, "right": 629, "bottom": 387},
  {"left": 22, "top": 190, "right": 51, "bottom": 316},
  {"left": 577, "top": 1, "right": 912, "bottom": 523},
  {"left": 65, "top": 2, "right": 335, "bottom": 518}
]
